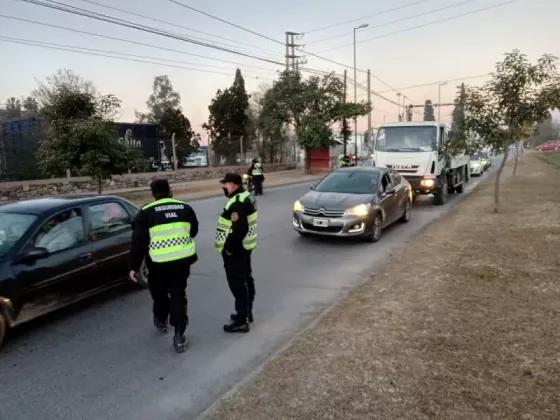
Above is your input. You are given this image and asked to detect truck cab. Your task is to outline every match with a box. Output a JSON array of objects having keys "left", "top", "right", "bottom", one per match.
[{"left": 374, "top": 121, "right": 470, "bottom": 205}]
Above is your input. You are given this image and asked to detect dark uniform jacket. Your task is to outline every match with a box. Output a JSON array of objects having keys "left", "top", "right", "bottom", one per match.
[
  {"left": 222, "top": 187, "right": 257, "bottom": 255},
  {"left": 129, "top": 197, "right": 199, "bottom": 271}
]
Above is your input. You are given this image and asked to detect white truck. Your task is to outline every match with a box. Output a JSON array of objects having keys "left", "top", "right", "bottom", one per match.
[{"left": 374, "top": 121, "right": 470, "bottom": 205}]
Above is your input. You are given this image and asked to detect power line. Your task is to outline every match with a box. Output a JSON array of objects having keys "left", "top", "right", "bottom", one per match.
[
  {"left": 308, "top": 0, "right": 478, "bottom": 45},
  {"left": 167, "top": 0, "right": 284, "bottom": 46},
  {"left": 0, "top": 14, "right": 282, "bottom": 74},
  {"left": 79, "top": 0, "right": 281, "bottom": 58},
  {"left": 15, "top": 0, "right": 285, "bottom": 66},
  {"left": 0, "top": 35, "right": 273, "bottom": 79},
  {"left": 376, "top": 73, "right": 492, "bottom": 93},
  {"left": 302, "top": 0, "right": 434, "bottom": 34},
  {"left": 317, "top": 0, "right": 523, "bottom": 53}
]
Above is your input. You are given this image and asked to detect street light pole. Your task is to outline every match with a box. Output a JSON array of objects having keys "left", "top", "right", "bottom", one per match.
[
  {"left": 438, "top": 82, "right": 447, "bottom": 121},
  {"left": 353, "top": 23, "right": 368, "bottom": 165}
]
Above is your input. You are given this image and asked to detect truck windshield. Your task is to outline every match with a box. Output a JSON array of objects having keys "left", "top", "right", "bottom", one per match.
[{"left": 375, "top": 126, "right": 437, "bottom": 152}]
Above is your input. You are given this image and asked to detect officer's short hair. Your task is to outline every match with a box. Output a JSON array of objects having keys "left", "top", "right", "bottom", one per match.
[{"left": 150, "top": 179, "right": 171, "bottom": 197}]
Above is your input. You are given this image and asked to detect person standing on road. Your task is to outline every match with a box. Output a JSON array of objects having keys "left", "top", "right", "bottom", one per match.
[
  {"left": 247, "top": 158, "right": 264, "bottom": 196},
  {"left": 129, "top": 179, "right": 199, "bottom": 353},
  {"left": 215, "top": 173, "right": 258, "bottom": 333}
]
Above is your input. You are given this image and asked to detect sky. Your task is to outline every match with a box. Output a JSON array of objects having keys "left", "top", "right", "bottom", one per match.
[{"left": 1, "top": 0, "right": 559, "bottom": 138}]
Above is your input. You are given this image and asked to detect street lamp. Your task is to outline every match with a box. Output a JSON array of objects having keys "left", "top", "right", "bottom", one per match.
[
  {"left": 438, "top": 82, "right": 447, "bottom": 121},
  {"left": 354, "top": 23, "right": 368, "bottom": 164}
]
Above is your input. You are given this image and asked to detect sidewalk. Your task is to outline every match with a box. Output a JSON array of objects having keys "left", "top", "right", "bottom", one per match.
[
  {"left": 204, "top": 154, "right": 560, "bottom": 420},
  {"left": 119, "top": 170, "right": 324, "bottom": 204}
]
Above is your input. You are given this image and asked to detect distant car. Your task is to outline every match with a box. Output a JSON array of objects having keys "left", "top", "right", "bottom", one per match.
[
  {"left": 292, "top": 167, "right": 412, "bottom": 243},
  {"left": 469, "top": 154, "right": 485, "bottom": 176},
  {"left": 536, "top": 141, "right": 560, "bottom": 151},
  {"left": 0, "top": 195, "right": 148, "bottom": 348},
  {"left": 479, "top": 151, "right": 491, "bottom": 169}
]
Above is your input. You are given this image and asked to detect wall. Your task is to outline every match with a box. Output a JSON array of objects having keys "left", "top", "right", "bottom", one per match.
[{"left": 0, "top": 163, "right": 295, "bottom": 201}]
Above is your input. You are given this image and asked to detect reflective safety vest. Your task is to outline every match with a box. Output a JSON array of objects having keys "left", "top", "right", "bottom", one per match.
[
  {"left": 142, "top": 198, "right": 196, "bottom": 263},
  {"left": 252, "top": 163, "right": 263, "bottom": 176},
  {"left": 215, "top": 191, "right": 257, "bottom": 253}
]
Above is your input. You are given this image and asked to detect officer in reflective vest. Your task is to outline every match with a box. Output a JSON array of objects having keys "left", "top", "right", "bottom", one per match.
[
  {"left": 216, "top": 173, "right": 258, "bottom": 333},
  {"left": 247, "top": 158, "right": 264, "bottom": 196},
  {"left": 129, "top": 179, "right": 199, "bottom": 353}
]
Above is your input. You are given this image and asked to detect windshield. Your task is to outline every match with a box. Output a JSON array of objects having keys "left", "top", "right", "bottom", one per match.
[
  {"left": 0, "top": 212, "right": 37, "bottom": 257},
  {"left": 470, "top": 154, "right": 481, "bottom": 161},
  {"left": 375, "top": 126, "right": 437, "bottom": 152},
  {"left": 315, "top": 171, "right": 379, "bottom": 194},
  {"left": 359, "top": 160, "right": 374, "bottom": 167}
]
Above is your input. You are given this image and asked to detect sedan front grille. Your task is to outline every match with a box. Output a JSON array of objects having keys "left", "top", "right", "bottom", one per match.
[{"left": 303, "top": 207, "right": 345, "bottom": 218}]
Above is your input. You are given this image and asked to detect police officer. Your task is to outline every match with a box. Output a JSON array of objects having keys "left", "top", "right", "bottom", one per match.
[
  {"left": 247, "top": 158, "right": 264, "bottom": 196},
  {"left": 215, "top": 173, "right": 258, "bottom": 333},
  {"left": 129, "top": 179, "right": 199, "bottom": 353},
  {"left": 340, "top": 155, "right": 351, "bottom": 167}
]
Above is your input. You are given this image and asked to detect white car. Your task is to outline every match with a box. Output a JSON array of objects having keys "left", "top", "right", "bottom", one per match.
[{"left": 469, "top": 155, "right": 484, "bottom": 176}]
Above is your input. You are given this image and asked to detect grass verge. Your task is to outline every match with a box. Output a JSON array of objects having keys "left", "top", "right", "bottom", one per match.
[
  {"left": 539, "top": 150, "right": 560, "bottom": 168},
  {"left": 204, "top": 154, "right": 560, "bottom": 420}
]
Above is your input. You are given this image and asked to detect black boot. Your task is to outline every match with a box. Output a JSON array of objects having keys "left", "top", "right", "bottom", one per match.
[
  {"left": 173, "top": 334, "right": 187, "bottom": 353},
  {"left": 153, "top": 317, "right": 168, "bottom": 333},
  {"left": 230, "top": 310, "right": 253, "bottom": 323},
  {"left": 223, "top": 317, "right": 250, "bottom": 333}
]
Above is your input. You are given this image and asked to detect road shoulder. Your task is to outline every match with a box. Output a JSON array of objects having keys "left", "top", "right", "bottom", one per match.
[{"left": 202, "top": 153, "right": 560, "bottom": 420}]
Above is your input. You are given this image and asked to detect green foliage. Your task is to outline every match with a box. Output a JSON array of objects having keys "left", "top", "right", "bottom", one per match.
[
  {"left": 4, "top": 97, "right": 22, "bottom": 119},
  {"left": 204, "top": 69, "right": 250, "bottom": 163},
  {"left": 423, "top": 100, "right": 435, "bottom": 121},
  {"left": 135, "top": 75, "right": 181, "bottom": 123},
  {"left": 31, "top": 69, "right": 98, "bottom": 112},
  {"left": 22, "top": 96, "right": 39, "bottom": 113},
  {"left": 451, "top": 83, "right": 466, "bottom": 133},
  {"left": 159, "top": 108, "right": 200, "bottom": 158}
]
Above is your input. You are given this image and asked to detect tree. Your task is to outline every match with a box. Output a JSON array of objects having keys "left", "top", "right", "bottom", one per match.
[
  {"left": 136, "top": 75, "right": 181, "bottom": 123},
  {"left": 259, "top": 71, "right": 371, "bottom": 172},
  {"left": 204, "top": 69, "right": 250, "bottom": 164},
  {"left": 21, "top": 96, "right": 39, "bottom": 113},
  {"left": 452, "top": 50, "right": 560, "bottom": 212},
  {"left": 35, "top": 72, "right": 133, "bottom": 193},
  {"left": 3, "top": 97, "right": 22, "bottom": 119},
  {"left": 159, "top": 108, "right": 200, "bottom": 160},
  {"left": 451, "top": 83, "right": 466, "bottom": 134},
  {"left": 423, "top": 99, "right": 435, "bottom": 121}
]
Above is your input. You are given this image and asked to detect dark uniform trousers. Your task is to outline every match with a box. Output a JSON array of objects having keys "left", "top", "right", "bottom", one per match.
[
  {"left": 148, "top": 259, "right": 191, "bottom": 335},
  {"left": 223, "top": 250, "right": 255, "bottom": 317},
  {"left": 252, "top": 175, "right": 264, "bottom": 195}
]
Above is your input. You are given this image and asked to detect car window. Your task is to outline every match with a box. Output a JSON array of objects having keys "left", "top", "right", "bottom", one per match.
[
  {"left": 34, "top": 209, "right": 85, "bottom": 253},
  {"left": 0, "top": 212, "right": 38, "bottom": 258},
  {"left": 87, "top": 202, "right": 131, "bottom": 240},
  {"left": 314, "top": 171, "right": 379, "bottom": 194},
  {"left": 389, "top": 170, "right": 402, "bottom": 186}
]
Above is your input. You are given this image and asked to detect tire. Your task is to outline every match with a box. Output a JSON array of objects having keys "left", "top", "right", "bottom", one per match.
[
  {"left": 0, "top": 312, "right": 7, "bottom": 350},
  {"left": 455, "top": 182, "right": 464, "bottom": 194},
  {"left": 399, "top": 200, "right": 411, "bottom": 223},
  {"left": 365, "top": 213, "right": 383, "bottom": 243},
  {"left": 433, "top": 175, "right": 448, "bottom": 205}
]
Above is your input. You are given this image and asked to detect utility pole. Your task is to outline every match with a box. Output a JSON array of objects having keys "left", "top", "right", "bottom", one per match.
[
  {"left": 367, "top": 69, "right": 372, "bottom": 152},
  {"left": 285, "top": 32, "right": 303, "bottom": 72},
  {"left": 171, "top": 133, "right": 178, "bottom": 171},
  {"left": 397, "top": 93, "right": 402, "bottom": 121},
  {"left": 343, "top": 69, "right": 348, "bottom": 156}
]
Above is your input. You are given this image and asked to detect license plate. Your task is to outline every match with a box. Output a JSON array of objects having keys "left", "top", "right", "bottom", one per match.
[{"left": 313, "top": 218, "right": 329, "bottom": 227}]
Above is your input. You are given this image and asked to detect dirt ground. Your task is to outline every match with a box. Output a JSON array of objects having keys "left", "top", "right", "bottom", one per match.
[
  {"left": 204, "top": 153, "right": 560, "bottom": 420},
  {"left": 119, "top": 171, "right": 323, "bottom": 205}
]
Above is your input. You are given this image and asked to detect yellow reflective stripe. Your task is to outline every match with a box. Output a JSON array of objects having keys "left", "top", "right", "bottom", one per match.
[
  {"left": 149, "top": 227, "right": 190, "bottom": 238},
  {"left": 151, "top": 247, "right": 196, "bottom": 263},
  {"left": 142, "top": 198, "right": 185, "bottom": 210}
]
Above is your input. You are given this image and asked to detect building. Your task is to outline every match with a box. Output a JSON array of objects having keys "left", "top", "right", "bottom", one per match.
[{"left": 0, "top": 116, "right": 44, "bottom": 181}]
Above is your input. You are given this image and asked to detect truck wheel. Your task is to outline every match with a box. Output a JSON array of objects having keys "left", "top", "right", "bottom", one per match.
[
  {"left": 455, "top": 182, "right": 464, "bottom": 194},
  {"left": 0, "top": 312, "right": 7, "bottom": 349},
  {"left": 434, "top": 175, "right": 448, "bottom": 205}
]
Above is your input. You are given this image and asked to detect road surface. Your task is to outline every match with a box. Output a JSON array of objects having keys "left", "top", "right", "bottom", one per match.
[{"left": 0, "top": 159, "right": 501, "bottom": 420}]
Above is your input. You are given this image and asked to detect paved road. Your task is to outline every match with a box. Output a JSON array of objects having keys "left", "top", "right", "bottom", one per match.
[{"left": 0, "top": 158, "right": 501, "bottom": 420}]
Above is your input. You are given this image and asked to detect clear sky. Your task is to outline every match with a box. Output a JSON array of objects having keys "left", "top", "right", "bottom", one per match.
[{"left": 1, "top": 0, "right": 558, "bottom": 137}]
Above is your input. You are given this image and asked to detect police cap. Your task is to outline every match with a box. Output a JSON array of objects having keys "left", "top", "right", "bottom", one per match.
[{"left": 219, "top": 172, "right": 243, "bottom": 185}]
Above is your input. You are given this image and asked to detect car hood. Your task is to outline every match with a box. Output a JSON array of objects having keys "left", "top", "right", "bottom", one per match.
[{"left": 300, "top": 191, "right": 374, "bottom": 210}]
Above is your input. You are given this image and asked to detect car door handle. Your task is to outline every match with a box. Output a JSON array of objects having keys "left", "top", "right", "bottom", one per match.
[{"left": 79, "top": 253, "right": 92, "bottom": 263}]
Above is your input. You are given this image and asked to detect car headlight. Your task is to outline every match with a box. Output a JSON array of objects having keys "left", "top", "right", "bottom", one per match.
[
  {"left": 471, "top": 162, "right": 480, "bottom": 167},
  {"left": 242, "top": 174, "right": 249, "bottom": 180},
  {"left": 344, "top": 203, "right": 370, "bottom": 217},
  {"left": 420, "top": 178, "right": 435, "bottom": 188},
  {"left": 293, "top": 200, "right": 304, "bottom": 212}
]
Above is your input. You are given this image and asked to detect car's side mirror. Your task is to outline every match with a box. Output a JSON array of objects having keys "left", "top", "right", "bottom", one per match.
[
  {"left": 385, "top": 186, "right": 396, "bottom": 195},
  {"left": 18, "top": 247, "right": 50, "bottom": 264},
  {"left": 310, "top": 183, "right": 316, "bottom": 190}
]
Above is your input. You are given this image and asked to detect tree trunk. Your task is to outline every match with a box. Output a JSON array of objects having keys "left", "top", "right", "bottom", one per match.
[
  {"left": 97, "top": 177, "right": 103, "bottom": 195},
  {"left": 493, "top": 147, "right": 510, "bottom": 213},
  {"left": 512, "top": 141, "right": 519, "bottom": 176},
  {"left": 304, "top": 148, "right": 311, "bottom": 174}
]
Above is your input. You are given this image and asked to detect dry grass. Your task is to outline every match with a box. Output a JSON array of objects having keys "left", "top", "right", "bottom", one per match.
[
  {"left": 205, "top": 154, "right": 560, "bottom": 420},
  {"left": 119, "top": 171, "right": 323, "bottom": 205},
  {"left": 540, "top": 151, "right": 560, "bottom": 168}
]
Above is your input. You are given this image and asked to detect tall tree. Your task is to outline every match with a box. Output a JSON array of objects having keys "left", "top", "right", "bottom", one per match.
[
  {"left": 21, "top": 96, "right": 39, "bottom": 113},
  {"left": 4, "top": 97, "right": 22, "bottom": 119},
  {"left": 451, "top": 83, "right": 466, "bottom": 134},
  {"left": 159, "top": 108, "right": 200, "bottom": 160},
  {"left": 449, "top": 50, "right": 560, "bottom": 212},
  {"left": 423, "top": 99, "right": 435, "bottom": 121},
  {"left": 204, "top": 69, "right": 250, "bottom": 164},
  {"left": 135, "top": 75, "right": 181, "bottom": 123}
]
